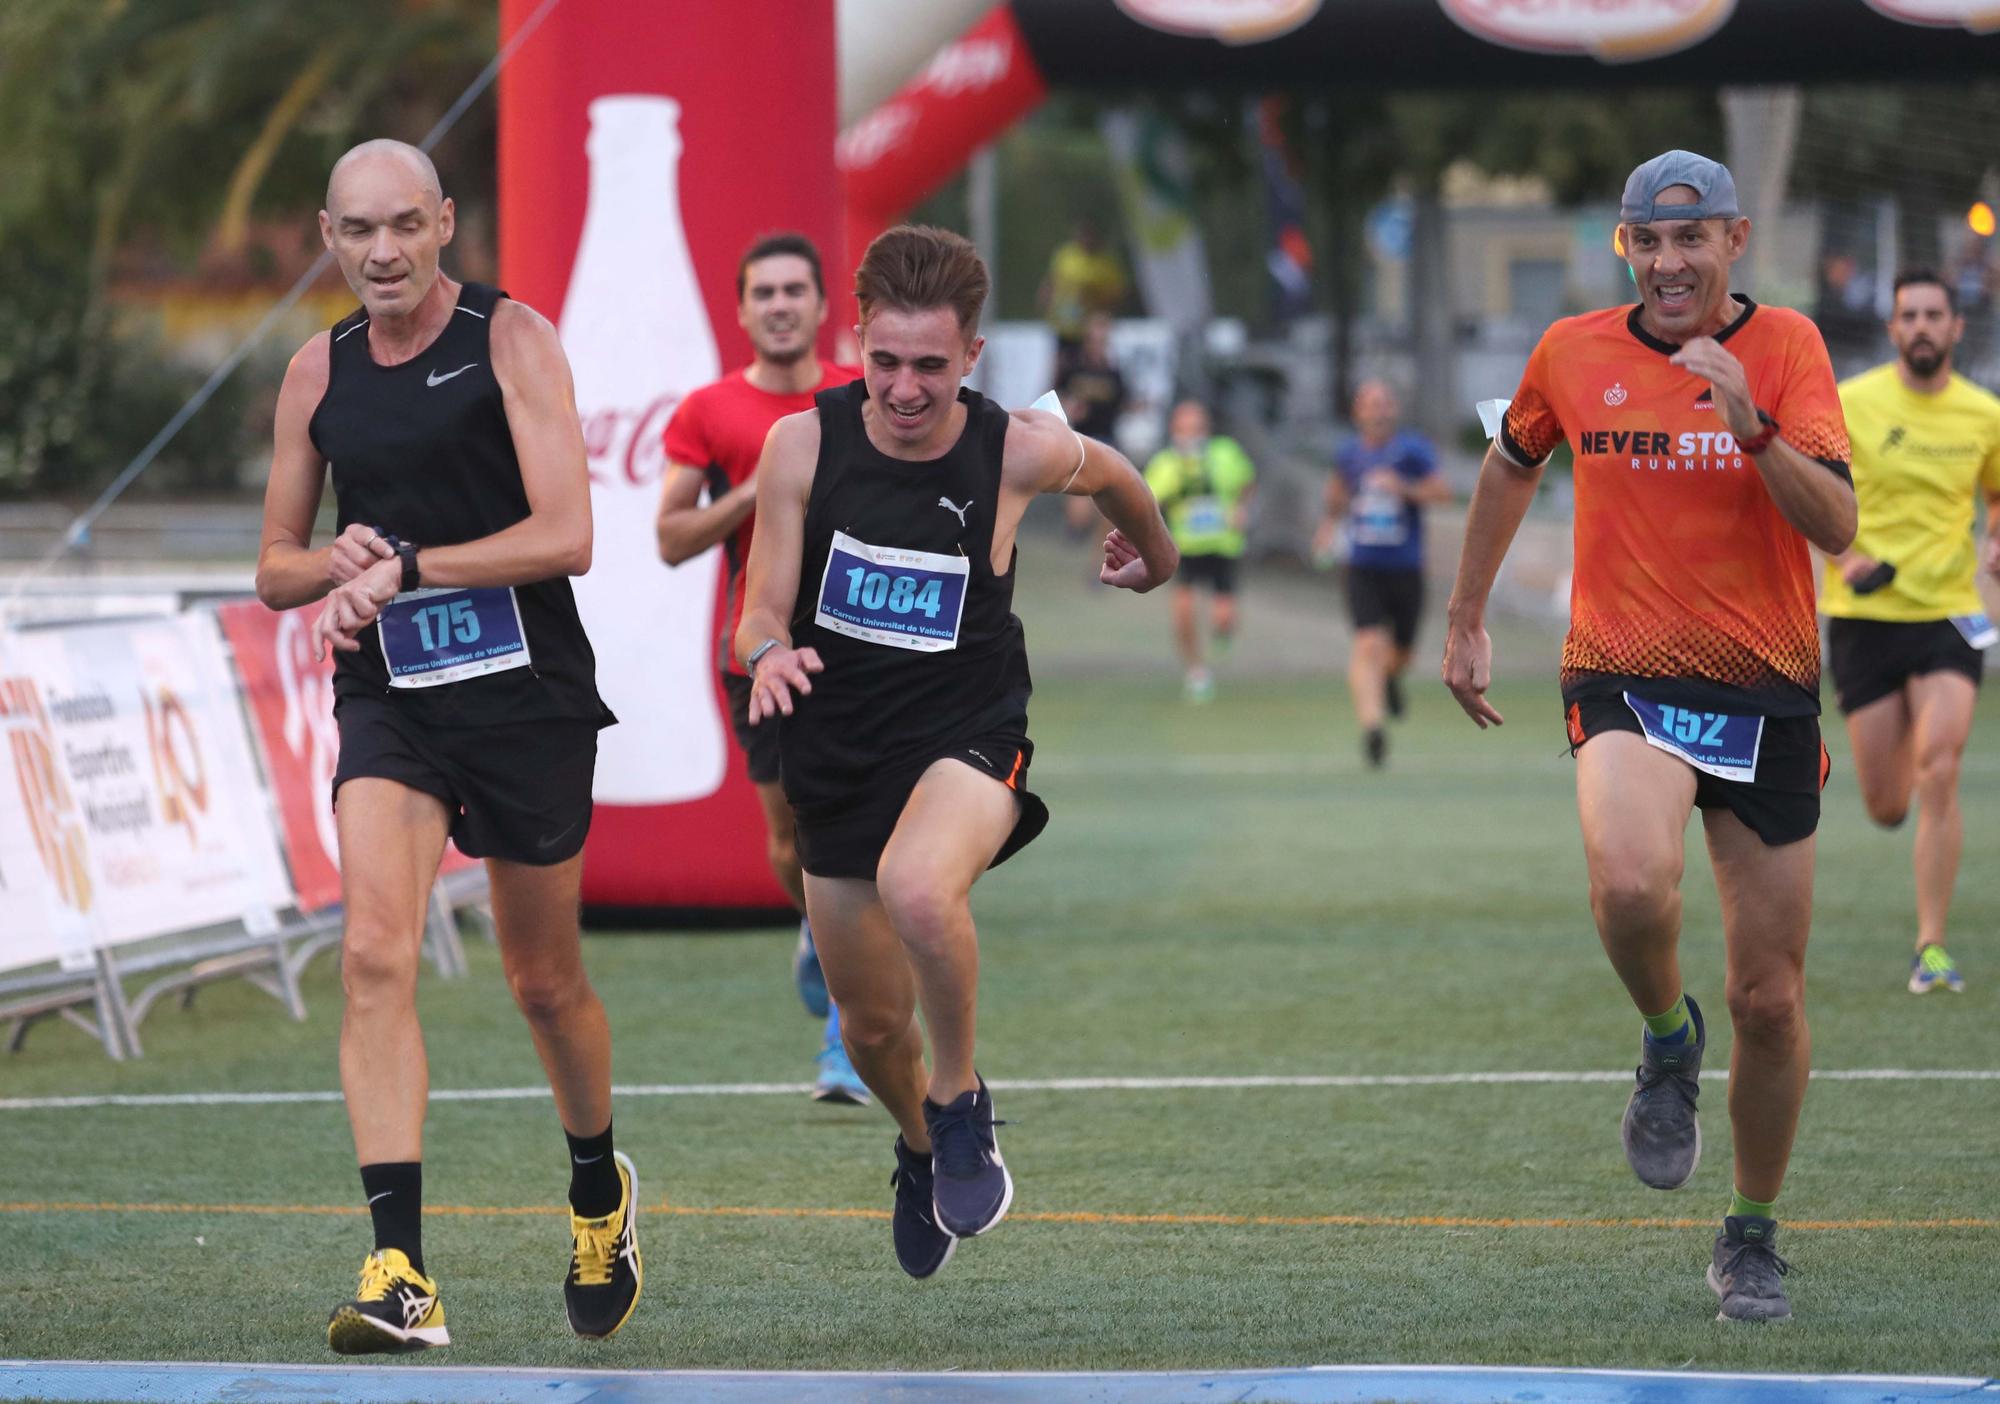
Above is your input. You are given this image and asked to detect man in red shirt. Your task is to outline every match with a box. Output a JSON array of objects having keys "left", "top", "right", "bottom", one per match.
[
  {"left": 1444, "top": 152, "right": 1856, "bottom": 1322},
  {"left": 658, "top": 233, "right": 864, "bottom": 1103}
]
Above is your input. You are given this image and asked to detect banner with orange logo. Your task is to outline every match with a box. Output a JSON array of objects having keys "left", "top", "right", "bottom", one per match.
[
  {"left": 0, "top": 660, "right": 96, "bottom": 971},
  {"left": 0, "top": 616, "right": 292, "bottom": 971}
]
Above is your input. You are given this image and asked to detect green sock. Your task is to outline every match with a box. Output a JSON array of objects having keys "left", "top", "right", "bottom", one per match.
[
  {"left": 1728, "top": 1189, "right": 1777, "bottom": 1221},
  {"left": 1642, "top": 993, "right": 1692, "bottom": 1044}
]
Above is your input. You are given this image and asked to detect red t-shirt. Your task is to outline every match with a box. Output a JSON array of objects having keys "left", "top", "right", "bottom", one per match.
[
  {"left": 1501, "top": 300, "right": 1850, "bottom": 716},
  {"left": 663, "top": 363, "right": 859, "bottom": 674}
]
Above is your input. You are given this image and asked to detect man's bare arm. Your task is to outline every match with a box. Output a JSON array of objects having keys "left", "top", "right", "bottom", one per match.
[
  {"left": 1670, "top": 336, "right": 1855, "bottom": 554},
  {"left": 1005, "top": 411, "right": 1177, "bottom": 590},
  {"left": 734, "top": 413, "right": 825, "bottom": 722},
  {"left": 256, "top": 336, "right": 349, "bottom": 609},
  {"left": 657, "top": 464, "right": 757, "bottom": 565},
  {"left": 1443, "top": 444, "right": 1545, "bottom": 727}
]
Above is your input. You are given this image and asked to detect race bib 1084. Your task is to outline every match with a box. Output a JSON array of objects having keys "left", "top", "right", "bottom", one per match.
[
  {"left": 1623, "top": 692, "right": 1764, "bottom": 783},
  {"left": 378, "top": 586, "right": 533, "bottom": 688},
  {"left": 815, "top": 530, "right": 970, "bottom": 653}
]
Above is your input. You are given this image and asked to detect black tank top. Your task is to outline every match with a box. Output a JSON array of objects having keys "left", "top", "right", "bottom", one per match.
[
  {"left": 779, "top": 381, "right": 1031, "bottom": 809},
  {"left": 308, "top": 282, "right": 607, "bottom": 726}
]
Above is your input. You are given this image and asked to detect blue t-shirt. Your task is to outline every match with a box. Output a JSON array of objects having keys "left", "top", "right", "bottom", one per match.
[{"left": 1336, "top": 431, "right": 1438, "bottom": 571}]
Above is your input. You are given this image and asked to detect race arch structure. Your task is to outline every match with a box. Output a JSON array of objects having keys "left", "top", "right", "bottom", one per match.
[{"left": 499, "top": 0, "right": 1997, "bottom": 914}]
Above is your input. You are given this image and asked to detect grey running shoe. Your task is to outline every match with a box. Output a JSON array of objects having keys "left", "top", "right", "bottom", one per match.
[
  {"left": 1621, "top": 994, "right": 1705, "bottom": 1190},
  {"left": 1707, "top": 1215, "right": 1793, "bottom": 1321}
]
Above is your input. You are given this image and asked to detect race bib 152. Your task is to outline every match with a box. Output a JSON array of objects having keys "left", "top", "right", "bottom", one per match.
[{"left": 1623, "top": 692, "right": 1764, "bottom": 783}]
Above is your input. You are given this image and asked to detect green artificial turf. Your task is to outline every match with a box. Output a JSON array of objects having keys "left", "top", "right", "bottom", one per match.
[{"left": 3, "top": 546, "right": 1997, "bottom": 1375}]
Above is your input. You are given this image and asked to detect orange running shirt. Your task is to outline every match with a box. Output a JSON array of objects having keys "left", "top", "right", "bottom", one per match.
[{"left": 1500, "top": 300, "right": 1850, "bottom": 717}]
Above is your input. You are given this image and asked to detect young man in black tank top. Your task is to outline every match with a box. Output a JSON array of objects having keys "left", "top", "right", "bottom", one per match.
[
  {"left": 255, "top": 141, "right": 640, "bottom": 1352},
  {"left": 735, "top": 226, "right": 1178, "bottom": 1278}
]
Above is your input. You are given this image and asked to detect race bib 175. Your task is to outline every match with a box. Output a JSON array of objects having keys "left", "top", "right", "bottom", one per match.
[
  {"left": 815, "top": 531, "right": 969, "bottom": 653},
  {"left": 378, "top": 586, "right": 532, "bottom": 688}
]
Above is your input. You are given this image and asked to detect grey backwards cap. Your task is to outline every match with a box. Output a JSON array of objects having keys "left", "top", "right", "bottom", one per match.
[{"left": 1620, "top": 150, "right": 1740, "bottom": 224}]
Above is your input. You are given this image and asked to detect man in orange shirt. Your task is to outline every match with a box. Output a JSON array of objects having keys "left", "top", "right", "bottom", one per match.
[{"left": 1444, "top": 152, "right": 1856, "bottom": 1322}]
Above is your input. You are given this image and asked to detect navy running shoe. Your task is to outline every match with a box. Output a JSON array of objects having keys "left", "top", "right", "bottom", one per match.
[
  {"left": 1622, "top": 994, "right": 1705, "bottom": 1190},
  {"left": 924, "top": 1075, "right": 1012, "bottom": 1238},
  {"left": 890, "top": 1136, "right": 956, "bottom": 1279}
]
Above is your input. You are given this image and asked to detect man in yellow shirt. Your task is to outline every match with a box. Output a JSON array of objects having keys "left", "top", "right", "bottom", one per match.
[
  {"left": 1039, "top": 221, "right": 1128, "bottom": 358},
  {"left": 1823, "top": 270, "right": 2000, "bottom": 993}
]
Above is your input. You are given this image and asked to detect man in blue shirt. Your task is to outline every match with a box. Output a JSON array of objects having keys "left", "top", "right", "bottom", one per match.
[{"left": 1316, "top": 380, "right": 1450, "bottom": 766}]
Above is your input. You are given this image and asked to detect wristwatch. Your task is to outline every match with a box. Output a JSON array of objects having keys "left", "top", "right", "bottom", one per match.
[
  {"left": 1739, "top": 409, "right": 1780, "bottom": 456},
  {"left": 395, "top": 540, "right": 422, "bottom": 593},
  {"left": 745, "top": 637, "right": 784, "bottom": 672}
]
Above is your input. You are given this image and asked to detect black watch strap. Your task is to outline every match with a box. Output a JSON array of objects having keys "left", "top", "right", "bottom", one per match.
[{"left": 396, "top": 541, "right": 421, "bottom": 593}]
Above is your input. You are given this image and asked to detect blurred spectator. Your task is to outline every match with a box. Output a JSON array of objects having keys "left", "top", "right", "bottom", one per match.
[
  {"left": 1040, "top": 220, "right": 1128, "bottom": 362},
  {"left": 1058, "top": 314, "right": 1133, "bottom": 540}
]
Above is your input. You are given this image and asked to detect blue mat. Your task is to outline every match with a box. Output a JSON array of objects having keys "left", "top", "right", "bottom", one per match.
[{"left": 5, "top": 1362, "right": 1996, "bottom": 1404}]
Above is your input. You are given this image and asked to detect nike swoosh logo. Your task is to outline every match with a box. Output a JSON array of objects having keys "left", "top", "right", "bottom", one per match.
[
  {"left": 572, "top": 1153, "right": 604, "bottom": 1165},
  {"left": 537, "top": 821, "right": 580, "bottom": 850},
  {"left": 367, "top": 1191, "right": 393, "bottom": 1206},
  {"left": 426, "top": 363, "right": 478, "bottom": 387}
]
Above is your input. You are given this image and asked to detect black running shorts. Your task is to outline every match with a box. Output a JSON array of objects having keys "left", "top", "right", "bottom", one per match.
[
  {"left": 1176, "top": 552, "right": 1239, "bottom": 595},
  {"left": 332, "top": 696, "right": 598, "bottom": 865},
  {"left": 1564, "top": 690, "right": 1829, "bottom": 847},
  {"left": 1826, "top": 616, "right": 1984, "bottom": 715},
  {"left": 792, "top": 733, "right": 1049, "bottom": 882},
  {"left": 1348, "top": 565, "right": 1425, "bottom": 649},
  {"left": 722, "top": 672, "right": 782, "bottom": 785}
]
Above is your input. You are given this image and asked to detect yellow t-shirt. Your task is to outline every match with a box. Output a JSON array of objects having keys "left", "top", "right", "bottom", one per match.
[
  {"left": 1044, "top": 243, "right": 1127, "bottom": 338},
  {"left": 1821, "top": 364, "right": 2000, "bottom": 621}
]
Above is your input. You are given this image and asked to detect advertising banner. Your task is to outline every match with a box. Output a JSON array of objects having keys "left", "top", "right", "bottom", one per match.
[
  {"left": 0, "top": 640, "right": 95, "bottom": 973},
  {"left": 215, "top": 601, "right": 473, "bottom": 914},
  {"left": 0, "top": 617, "right": 292, "bottom": 960},
  {"left": 498, "top": 0, "right": 838, "bottom": 908}
]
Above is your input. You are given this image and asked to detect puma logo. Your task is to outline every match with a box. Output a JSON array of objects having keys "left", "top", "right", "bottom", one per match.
[
  {"left": 426, "top": 363, "right": 478, "bottom": 387},
  {"left": 938, "top": 496, "right": 972, "bottom": 527}
]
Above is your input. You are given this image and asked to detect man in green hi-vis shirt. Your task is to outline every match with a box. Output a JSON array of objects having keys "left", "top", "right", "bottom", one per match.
[{"left": 1144, "top": 399, "right": 1257, "bottom": 702}]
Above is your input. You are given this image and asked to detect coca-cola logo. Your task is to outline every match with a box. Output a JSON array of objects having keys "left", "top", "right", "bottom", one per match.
[
  {"left": 581, "top": 393, "right": 680, "bottom": 490},
  {"left": 1862, "top": 0, "right": 2000, "bottom": 30},
  {"left": 1440, "top": 0, "right": 1736, "bottom": 61},
  {"left": 1115, "top": 0, "right": 1322, "bottom": 43}
]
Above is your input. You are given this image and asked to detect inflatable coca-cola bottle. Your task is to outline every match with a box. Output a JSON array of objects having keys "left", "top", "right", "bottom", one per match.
[{"left": 559, "top": 95, "right": 726, "bottom": 805}]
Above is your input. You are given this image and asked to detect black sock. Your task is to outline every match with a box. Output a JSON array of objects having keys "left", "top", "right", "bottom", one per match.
[
  {"left": 566, "top": 1121, "right": 621, "bottom": 1218},
  {"left": 359, "top": 1161, "right": 423, "bottom": 1276}
]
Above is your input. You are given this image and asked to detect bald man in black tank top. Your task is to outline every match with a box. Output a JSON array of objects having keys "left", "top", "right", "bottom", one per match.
[
  {"left": 737, "top": 226, "right": 1178, "bottom": 1278},
  {"left": 256, "top": 140, "right": 640, "bottom": 1352}
]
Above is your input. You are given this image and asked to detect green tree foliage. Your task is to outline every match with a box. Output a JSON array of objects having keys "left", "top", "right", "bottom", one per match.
[
  {"left": 1789, "top": 83, "right": 2000, "bottom": 269},
  {"left": 0, "top": 0, "right": 494, "bottom": 496}
]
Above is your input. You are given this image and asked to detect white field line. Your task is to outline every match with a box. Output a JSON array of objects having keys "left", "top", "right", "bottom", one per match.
[
  {"left": 1035, "top": 752, "right": 2000, "bottom": 779},
  {"left": 3, "top": 1067, "right": 1996, "bottom": 1112}
]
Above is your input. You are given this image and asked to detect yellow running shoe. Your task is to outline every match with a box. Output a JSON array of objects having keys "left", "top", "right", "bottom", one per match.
[
  {"left": 565, "top": 1150, "right": 642, "bottom": 1338},
  {"left": 326, "top": 1248, "right": 448, "bottom": 1354}
]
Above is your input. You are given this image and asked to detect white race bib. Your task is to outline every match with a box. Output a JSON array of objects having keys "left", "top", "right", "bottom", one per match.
[
  {"left": 815, "top": 531, "right": 970, "bottom": 653},
  {"left": 377, "top": 586, "right": 533, "bottom": 688}
]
